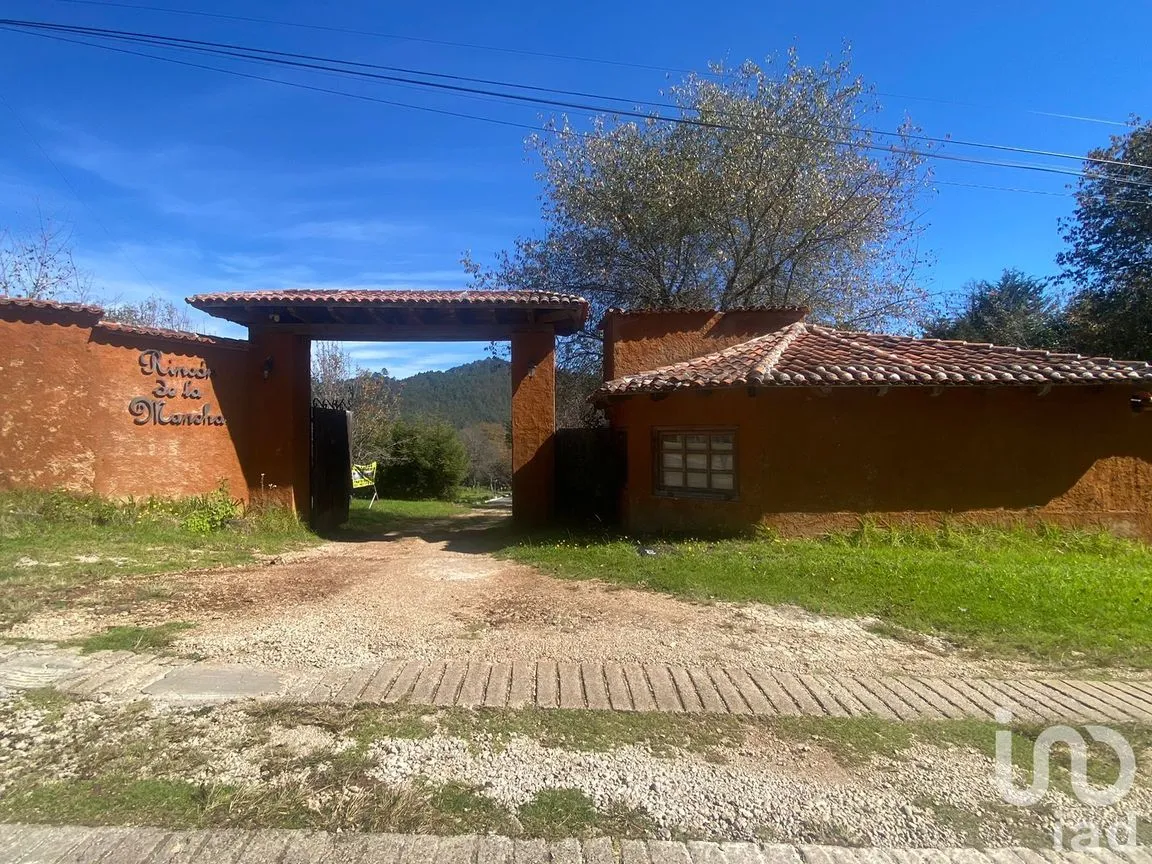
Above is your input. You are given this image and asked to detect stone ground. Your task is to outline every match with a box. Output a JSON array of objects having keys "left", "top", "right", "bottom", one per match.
[
  {"left": 4, "top": 512, "right": 1139, "bottom": 681},
  {"left": 3, "top": 511, "right": 1151, "bottom": 857},
  {"left": 3, "top": 644, "right": 1152, "bottom": 724},
  {"left": 7, "top": 824, "right": 1147, "bottom": 864},
  {"left": 2, "top": 692, "right": 1149, "bottom": 849}
]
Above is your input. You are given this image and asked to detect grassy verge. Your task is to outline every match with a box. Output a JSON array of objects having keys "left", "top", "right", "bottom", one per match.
[
  {"left": 503, "top": 524, "right": 1152, "bottom": 668},
  {"left": 0, "top": 488, "right": 317, "bottom": 630},
  {"left": 4, "top": 694, "right": 1148, "bottom": 838},
  {"left": 337, "top": 497, "right": 472, "bottom": 537}
]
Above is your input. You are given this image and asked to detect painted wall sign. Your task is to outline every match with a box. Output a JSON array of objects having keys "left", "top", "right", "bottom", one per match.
[{"left": 129, "top": 349, "right": 226, "bottom": 427}]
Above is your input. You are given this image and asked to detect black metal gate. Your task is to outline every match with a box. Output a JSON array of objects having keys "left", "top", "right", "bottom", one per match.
[
  {"left": 310, "top": 399, "right": 352, "bottom": 531},
  {"left": 554, "top": 427, "right": 627, "bottom": 526}
]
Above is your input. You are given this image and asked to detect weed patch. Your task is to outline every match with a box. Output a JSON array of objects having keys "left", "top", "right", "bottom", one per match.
[
  {"left": 517, "top": 788, "right": 655, "bottom": 839},
  {"left": 70, "top": 622, "right": 195, "bottom": 653}
]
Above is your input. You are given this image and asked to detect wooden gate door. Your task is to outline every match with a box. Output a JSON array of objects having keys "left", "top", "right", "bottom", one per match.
[{"left": 310, "top": 400, "right": 352, "bottom": 530}]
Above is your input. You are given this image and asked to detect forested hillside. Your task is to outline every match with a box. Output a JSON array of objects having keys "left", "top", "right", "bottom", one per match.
[
  {"left": 395, "top": 357, "right": 600, "bottom": 429},
  {"left": 395, "top": 358, "right": 511, "bottom": 428}
]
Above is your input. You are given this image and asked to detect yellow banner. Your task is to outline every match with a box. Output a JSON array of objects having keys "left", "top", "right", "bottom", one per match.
[{"left": 351, "top": 462, "right": 377, "bottom": 489}]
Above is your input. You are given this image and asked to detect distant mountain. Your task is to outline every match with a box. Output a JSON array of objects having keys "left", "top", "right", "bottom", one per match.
[{"left": 396, "top": 357, "right": 511, "bottom": 429}]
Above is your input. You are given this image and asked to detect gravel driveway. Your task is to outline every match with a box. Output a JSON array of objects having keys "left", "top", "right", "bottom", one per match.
[{"left": 8, "top": 511, "right": 1069, "bottom": 678}]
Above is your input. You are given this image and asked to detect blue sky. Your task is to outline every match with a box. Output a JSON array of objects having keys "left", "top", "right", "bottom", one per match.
[{"left": 0, "top": 0, "right": 1147, "bottom": 378}]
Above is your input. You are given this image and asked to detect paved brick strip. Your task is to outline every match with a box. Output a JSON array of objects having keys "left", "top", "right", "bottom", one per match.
[
  {"left": 2, "top": 644, "right": 1151, "bottom": 724},
  {"left": 2, "top": 824, "right": 1145, "bottom": 864}
]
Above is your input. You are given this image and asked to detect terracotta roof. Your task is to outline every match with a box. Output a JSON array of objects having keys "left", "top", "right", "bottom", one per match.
[
  {"left": 595, "top": 321, "right": 1152, "bottom": 398},
  {"left": 187, "top": 289, "right": 587, "bottom": 309},
  {"left": 94, "top": 320, "right": 247, "bottom": 348},
  {"left": 603, "top": 305, "right": 810, "bottom": 317},
  {"left": 0, "top": 296, "right": 104, "bottom": 316},
  {"left": 188, "top": 288, "right": 590, "bottom": 336}
]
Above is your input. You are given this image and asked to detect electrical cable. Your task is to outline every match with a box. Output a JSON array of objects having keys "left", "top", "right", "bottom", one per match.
[
  {"left": 4, "top": 19, "right": 1151, "bottom": 191},
  {"left": 5, "top": 17, "right": 1148, "bottom": 174}
]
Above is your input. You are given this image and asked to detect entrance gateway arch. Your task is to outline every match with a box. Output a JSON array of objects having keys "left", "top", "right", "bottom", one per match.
[{"left": 188, "top": 289, "right": 590, "bottom": 528}]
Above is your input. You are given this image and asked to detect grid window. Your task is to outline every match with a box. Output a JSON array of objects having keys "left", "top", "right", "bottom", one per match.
[{"left": 656, "top": 431, "right": 736, "bottom": 496}]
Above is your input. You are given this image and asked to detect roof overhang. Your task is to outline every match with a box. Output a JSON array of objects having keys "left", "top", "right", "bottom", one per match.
[{"left": 186, "top": 289, "right": 589, "bottom": 341}]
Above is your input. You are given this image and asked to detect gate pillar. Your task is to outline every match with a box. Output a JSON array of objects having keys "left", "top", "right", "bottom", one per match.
[
  {"left": 510, "top": 328, "right": 555, "bottom": 527},
  {"left": 246, "top": 328, "right": 312, "bottom": 520}
]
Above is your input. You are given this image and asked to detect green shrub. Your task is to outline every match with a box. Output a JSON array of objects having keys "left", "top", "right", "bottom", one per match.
[
  {"left": 176, "top": 483, "right": 241, "bottom": 534},
  {"left": 378, "top": 420, "right": 468, "bottom": 500}
]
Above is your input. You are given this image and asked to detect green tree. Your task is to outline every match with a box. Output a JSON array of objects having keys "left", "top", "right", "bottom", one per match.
[
  {"left": 923, "top": 269, "right": 1061, "bottom": 348},
  {"left": 468, "top": 49, "right": 932, "bottom": 340},
  {"left": 379, "top": 419, "right": 468, "bottom": 500},
  {"left": 1057, "top": 119, "right": 1152, "bottom": 360}
]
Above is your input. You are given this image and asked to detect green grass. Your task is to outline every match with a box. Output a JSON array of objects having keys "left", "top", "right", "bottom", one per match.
[
  {"left": 502, "top": 524, "right": 1152, "bottom": 668},
  {"left": 69, "top": 622, "right": 196, "bottom": 653},
  {"left": 517, "top": 788, "right": 655, "bottom": 840},
  {"left": 452, "top": 485, "right": 506, "bottom": 507},
  {"left": 336, "top": 497, "right": 471, "bottom": 537},
  {"left": 0, "top": 488, "right": 318, "bottom": 630}
]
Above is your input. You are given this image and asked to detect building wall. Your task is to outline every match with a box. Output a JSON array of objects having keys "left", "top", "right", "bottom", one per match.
[
  {"left": 0, "top": 304, "right": 251, "bottom": 500},
  {"left": 608, "top": 385, "right": 1152, "bottom": 538},
  {"left": 603, "top": 308, "right": 808, "bottom": 380}
]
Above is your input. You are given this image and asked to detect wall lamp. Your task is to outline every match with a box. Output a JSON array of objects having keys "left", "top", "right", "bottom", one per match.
[
  {"left": 1131, "top": 391, "right": 1151, "bottom": 413},
  {"left": 262, "top": 356, "right": 275, "bottom": 380}
]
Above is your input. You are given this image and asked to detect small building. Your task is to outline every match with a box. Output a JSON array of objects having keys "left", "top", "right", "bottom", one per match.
[{"left": 594, "top": 307, "right": 1152, "bottom": 538}]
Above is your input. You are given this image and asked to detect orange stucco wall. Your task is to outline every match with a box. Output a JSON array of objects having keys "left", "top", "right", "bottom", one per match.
[
  {"left": 244, "top": 328, "right": 311, "bottom": 514},
  {"left": 608, "top": 385, "right": 1152, "bottom": 538},
  {"left": 0, "top": 306, "right": 250, "bottom": 500},
  {"left": 603, "top": 308, "right": 808, "bottom": 380},
  {"left": 510, "top": 328, "right": 556, "bottom": 526}
]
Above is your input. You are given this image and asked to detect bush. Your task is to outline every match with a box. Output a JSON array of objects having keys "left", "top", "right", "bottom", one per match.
[
  {"left": 176, "top": 483, "right": 242, "bottom": 534},
  {"left": 0, "top": 482, "right": 245, "bottom": 537},
  {"left": 378, "top": 420, "right": 468, "bottom": 500}
]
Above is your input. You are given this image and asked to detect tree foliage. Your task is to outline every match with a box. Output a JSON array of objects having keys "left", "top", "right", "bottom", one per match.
[
  {"left": 460, "top": 422, "right": 511, "bottom": 490},
  {"left": 397, "top": 358, "right": 511, "bottom": 427},
  {"left": 104, "top": 295, "right": 192, "bottom": 331},
  {"left": 468, "top": 49, "right": 932, "bottom": 344},
  {"left": 379, "top": 419, "right": 468, "bottom": 500},
  {"left": 1057, "top": 119, "right": 1152, "bottom": 360},
  {"left": 310, "top": 342, "right": 397, "bottom": 465},
  {"left": 923, "top": 269, "right": 1061, "bottom": 348}
]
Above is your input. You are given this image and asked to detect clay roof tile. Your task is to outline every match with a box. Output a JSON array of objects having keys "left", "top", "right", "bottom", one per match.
[{"left": 593, "top": 320, "right": 1152, "bottom": 400}]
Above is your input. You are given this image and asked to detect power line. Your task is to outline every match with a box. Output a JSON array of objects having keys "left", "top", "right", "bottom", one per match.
[
  {"left": 41, "top": 0, "right": 699, "bottom": 76},
  {"left": 10, "top": 17, "right": 1146, "bottom": 175},
  {"left": 5, "top": 19, "right": 1151, "bottom": 192},
  {"left": 41, "top": 0, "right": 1133, "bottom": 129},
  {"left": 9, "top": 29, "right": 1149, "bottom": 218}
]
